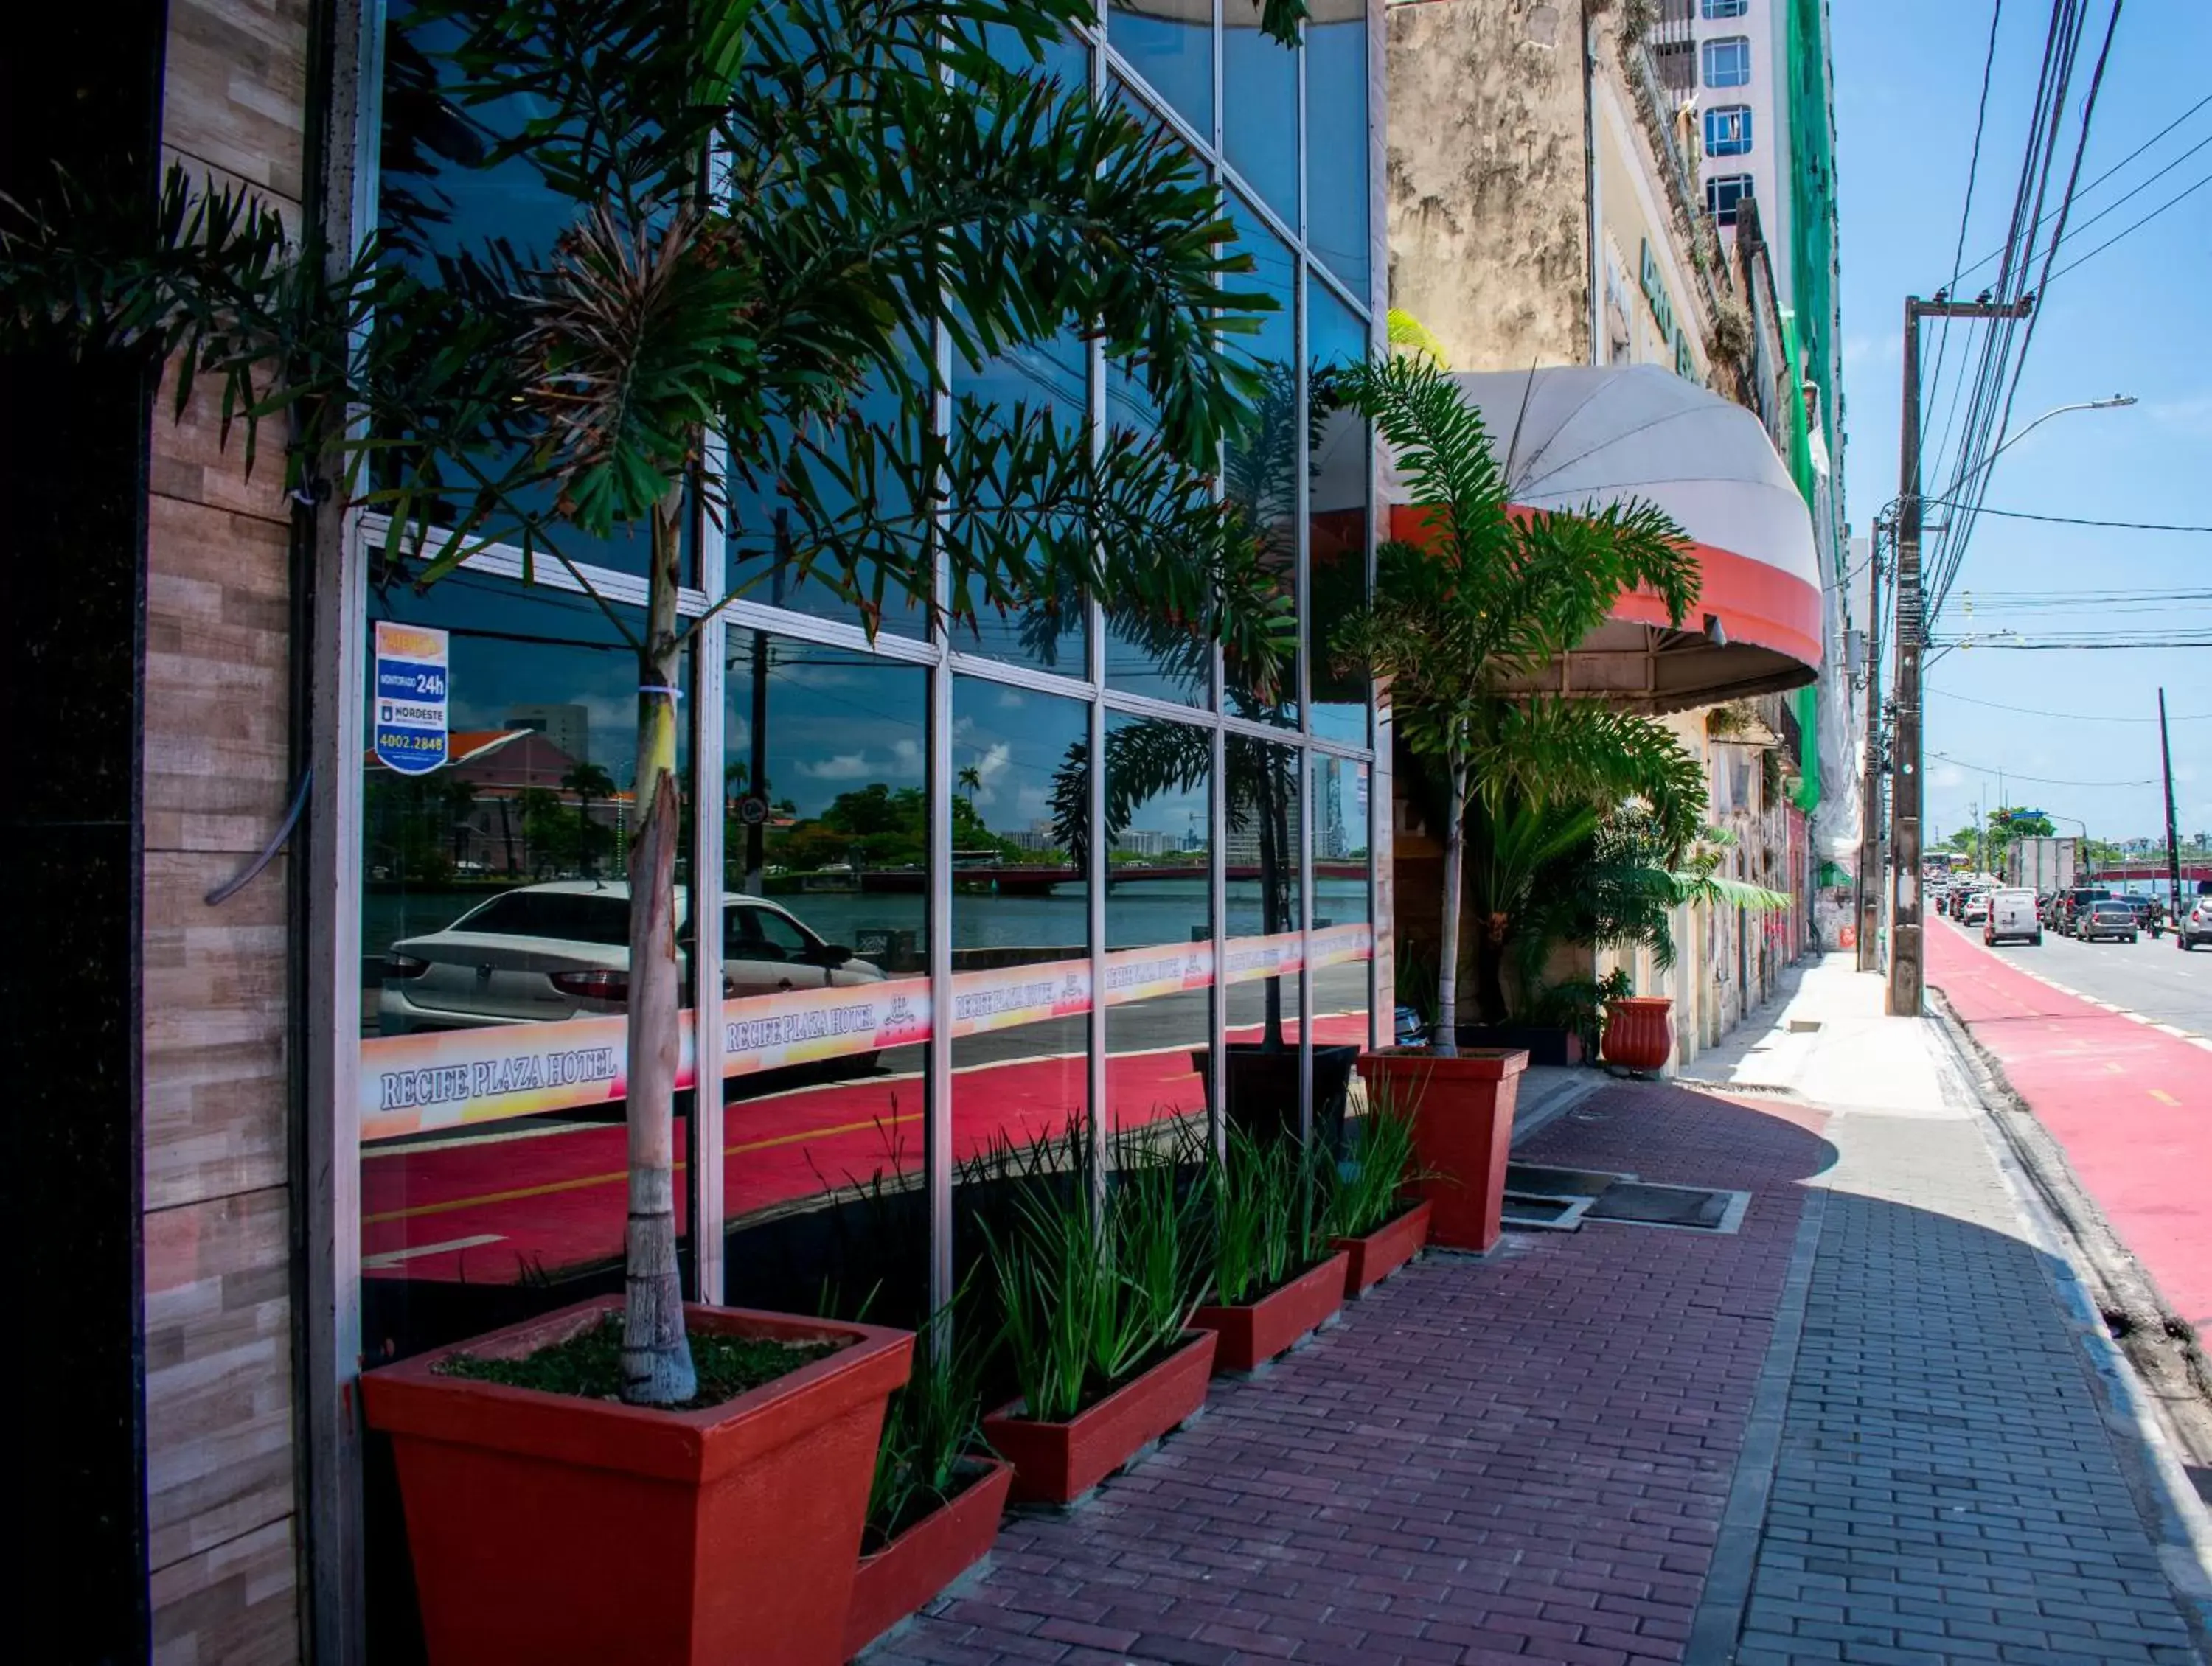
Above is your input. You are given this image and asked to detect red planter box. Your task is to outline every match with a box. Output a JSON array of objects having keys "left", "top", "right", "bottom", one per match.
[
  {"left": 362, "top": 1296, "right": 911, "bottom": 1666},
  {"left": 1601, "top": 995, "right": 1674, "bottom": 1071},
  {"left": 1332, "top": 1199, "right": 1434, "bottom": 1297},
  {"left": 1190, "top": 1251, "right": 1350, "bottom": 1373},
  {"left": 1357, "top": 1048, "right": 1528, "bottom": 1254},
  {"left": 842, "top": 1457, "right": 1014, "bottom": 1660},
  {"left": 981, "top": 1330, "right": 1217, "bottom": 1505}
]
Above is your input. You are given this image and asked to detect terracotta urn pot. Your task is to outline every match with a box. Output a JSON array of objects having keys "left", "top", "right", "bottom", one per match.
[
  {"left": 1601, "top": 994, "right": 1674, "bottom": 1072},
  {"left": 1354, "top": 1048, "right": 1528, "bottom": 1253},
  {"left": 362, "top": 1296, "right": 911, "bottom": 1666}
]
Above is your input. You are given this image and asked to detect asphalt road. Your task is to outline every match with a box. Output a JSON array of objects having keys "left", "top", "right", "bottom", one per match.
[{"left": 1950, "top": 907, "right": 2212, "bottom": 1036}]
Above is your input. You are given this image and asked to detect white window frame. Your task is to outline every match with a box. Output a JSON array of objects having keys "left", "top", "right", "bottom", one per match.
[
  {"left": 1702, "top": 0, "right": 1750, "bottom": 19},
  {"left": 1705, "top": 105, "right": 1754, "bottom": 156},
  {"left": 1702, "top": 36, "right": 1752, "bottom": 89},
  {"left": 1706, "top": 172, "right": 1754, "bottom": 226}
]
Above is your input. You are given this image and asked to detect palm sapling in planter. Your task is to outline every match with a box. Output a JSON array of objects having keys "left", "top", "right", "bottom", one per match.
[
  {"left": 979, "top": 1132, "right": 1216, "bottom": 1505},
  {"left": 1189, "top": 1126, "right": 1349, "bottom": 1371}
]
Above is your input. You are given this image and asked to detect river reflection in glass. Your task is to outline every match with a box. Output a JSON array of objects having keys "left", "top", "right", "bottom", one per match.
[
  {"left": 1102, "top": 713, "right": 1214, "bottom": 1141},
  {"left": 950, "top": 679, "right": 1093, "bottom": 1166}
]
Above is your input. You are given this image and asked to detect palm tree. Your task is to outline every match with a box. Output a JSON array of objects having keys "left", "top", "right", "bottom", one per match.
[
  {"left": 560, "top": 762, "right": 617, "bottom": 879},
  {"left": 1329, "top": 355, "right": 1705, "bottom": 1045},
  {"left": 3, "top": 0, "right": 1315, "bottom": 1404}
]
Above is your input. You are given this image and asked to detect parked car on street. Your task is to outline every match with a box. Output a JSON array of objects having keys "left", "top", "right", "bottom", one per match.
[
  {"left": 2079, "top": 901, "right": 2140, "bottom": 944},
  {"left": 378, "top": 881, "right": 883, "bottom": 1036},
  {"left": 1983, "top": 888, "right": 2041, "bottom": 947},
  {"left": 2178, "top": 896, "right": 2212, "bottom": 951}
]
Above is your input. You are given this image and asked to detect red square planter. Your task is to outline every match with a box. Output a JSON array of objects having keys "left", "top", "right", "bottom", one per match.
[
  {"left": 981, "top": 1331, "right": 1217, "bottom": 1505},
  {"left": 1357, "top": 1048, "right": 1528, "bottom": 1253},
  {"left": 362, "top": 1296, "right": 912, "bottom": 1666},
  {"left": 1332, "top": 1198, "right": 1434, "bottom": 1297},
  {"left": 842, "top": 1457, "right": 1015, "bottom": 1660},
  {"left": 1189, "top": 1251, "right": 1350, "bottom": 1373}
]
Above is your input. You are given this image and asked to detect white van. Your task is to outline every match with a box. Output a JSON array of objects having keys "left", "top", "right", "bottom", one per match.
[{"left": 1985, "top": 887, "right": 2042, "bottom": 947}]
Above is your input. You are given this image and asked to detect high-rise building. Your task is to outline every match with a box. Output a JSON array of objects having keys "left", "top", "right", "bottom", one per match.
[{"left": 501, "top": 702, "right": 590, "bottom": 765}]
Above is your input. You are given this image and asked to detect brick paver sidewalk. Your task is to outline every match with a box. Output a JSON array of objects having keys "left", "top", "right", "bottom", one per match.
[{"left": 867, "top": 1079, "right": 2208, "bottom": 1665}]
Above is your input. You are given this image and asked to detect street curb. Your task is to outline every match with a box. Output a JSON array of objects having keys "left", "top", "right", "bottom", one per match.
[
  {"left": 1684, "top": 1184, "right": 1827, "bottom": 1666},
  {"left": 1927, "top": 989, "right": 2212, "bottom": 1654}
]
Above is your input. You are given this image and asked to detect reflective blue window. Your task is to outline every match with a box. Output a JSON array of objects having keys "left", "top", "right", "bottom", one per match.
[
  {"left": 1223, "top": 4, "right": 1297, "bottom": 222},
  {"left": 1307, "top": 281, "right": 1368, "bottom": 747},
  {"left": 1705, "top": 105, "right": 1753, "bottom": 156},
  {"left": 1306, "top": 0, "right": 1370, "bottom": 291},
  {"left": 1703, "top": 37, "right": 1751, "bottom": 89},
  {"left": 1702, "top": 0, "right": 1749, "bottom": 17},
  {"left": 1109, "top": 0, "right": 1212, "bottom": 139},
  {"left": 1706, "top": 172, "right": 1754, "bottom": 226},
  {"left": 1223, "top": 192, "right": 1298, "bottom": 728}
]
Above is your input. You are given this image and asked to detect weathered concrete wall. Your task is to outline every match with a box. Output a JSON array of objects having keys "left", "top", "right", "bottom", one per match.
[{"left": 1386, "top": 0, "right": 1591, "bottom": 371}]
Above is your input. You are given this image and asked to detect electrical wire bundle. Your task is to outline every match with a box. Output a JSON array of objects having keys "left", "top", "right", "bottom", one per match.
[{"left": 1918, "top": 0, "right": 2127, "bottom": 630}]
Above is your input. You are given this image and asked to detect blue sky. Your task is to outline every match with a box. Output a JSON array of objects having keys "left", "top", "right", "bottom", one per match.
[{"left": 1833, "top": 0, "right": 2212, "bottom": 848}]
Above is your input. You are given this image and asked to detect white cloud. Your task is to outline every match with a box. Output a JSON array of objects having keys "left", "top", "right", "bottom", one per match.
[
  {"left": 963, "top": 741, "right": 1013, "bottom": 804},
  {"left": 796, "top": 753, "right": 875, "bottom": 781},
  {"left": 1930, "top": 761, "right": 1966, "bottom": 790}
]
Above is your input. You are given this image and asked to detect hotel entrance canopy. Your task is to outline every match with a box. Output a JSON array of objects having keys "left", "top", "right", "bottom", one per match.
[{"left": 1352, "top": 365, "right": 1825, "bottom": 711}]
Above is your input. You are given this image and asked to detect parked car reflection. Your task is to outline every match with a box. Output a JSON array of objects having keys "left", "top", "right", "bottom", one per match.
[{"left": 378, "top": 880, "right": 881, "bottom": 1034}]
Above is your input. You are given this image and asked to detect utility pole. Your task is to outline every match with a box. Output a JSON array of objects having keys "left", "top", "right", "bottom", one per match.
[
  {"left": 1889, "top": 292, "right": 2034, "bottom": 1017},
  {"left": 1854, "top": 519, "right": 1887, "bottom": 970},
  {"left": 2160, "top": 687, "right": 2183, "bottom": 924}
]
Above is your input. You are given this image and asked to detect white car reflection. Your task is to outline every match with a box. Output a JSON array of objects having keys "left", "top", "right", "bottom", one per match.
[{"left": 378, "top": 880, "right": 882, "bottom": 1035}]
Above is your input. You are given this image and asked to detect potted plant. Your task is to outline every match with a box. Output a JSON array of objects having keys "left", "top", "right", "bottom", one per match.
[
  {"left": 1189, "top": 1127, "right": 1350, "bottom": 1371},
  {"left": 361, "top": 1297, "right": 911, "bottom": 1665},
  {"left": 1329, "top": 355, "right": 1703, "bottom": 1251},
  {"left": 1321, "top": 1085, "right": 1433, "bottom": 1297},
  {"left": 844, "top": 1308, "right": 1012, "bottom": 1660},
  {"left": 1599, "top": 826, "right": 1792, "bottom": 1072},
  {"left": 980, "top": 1137, "right": 1216, "bottom": 1505}
]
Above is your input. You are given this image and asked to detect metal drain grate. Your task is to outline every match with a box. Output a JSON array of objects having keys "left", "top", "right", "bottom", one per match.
[
  {"left": 1583, "top": 1182, "right": 1750, "bottom": 1233},
  {"left": 1499, "top": 1165, "right": 1751, "bottom": 1235}
]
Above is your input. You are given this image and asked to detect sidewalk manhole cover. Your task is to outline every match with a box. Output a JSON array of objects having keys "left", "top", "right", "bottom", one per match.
[
  {"left": 1583, "top": 1182, "right": 1750, "bottom": 1233},
  {"left": 1505, "top": 1163, "right": 1632, "bottom": 1197},
  {"left": 1500, "top": 1191, "right": 1595, "bottom": 1231}
]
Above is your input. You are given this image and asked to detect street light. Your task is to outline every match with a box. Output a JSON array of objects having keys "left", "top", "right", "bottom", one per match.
[
  {"left": 1930, "top": 395, "right": 2137, "bottom": 509},
  {"left": 2048, "top": 812, "right": 2093, "bottom": 882}
]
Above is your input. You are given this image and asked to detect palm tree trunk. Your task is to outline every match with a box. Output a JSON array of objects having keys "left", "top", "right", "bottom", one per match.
[
  {"left": 1436, "top": 751, "right": 1465, "bottom": 1057},
  {"left": 622, "top": 489, "right": 697, "bottom": 1407}
]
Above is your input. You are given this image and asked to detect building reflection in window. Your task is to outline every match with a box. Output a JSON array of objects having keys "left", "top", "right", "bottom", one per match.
[
  {"left": 358, "top": 574, "right": 686, "bottom": 1362},
  {"left": 719, "top": 638, "right": 931, "bottom": 1328}
]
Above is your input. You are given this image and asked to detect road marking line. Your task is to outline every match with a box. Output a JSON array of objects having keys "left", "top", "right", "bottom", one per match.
[
  {"left": 2151, "top": 1090, "right": 2180, "bottom": 1106},
  {"left": 362, "top": 1234, "right": 504, "bottom": 1267}
]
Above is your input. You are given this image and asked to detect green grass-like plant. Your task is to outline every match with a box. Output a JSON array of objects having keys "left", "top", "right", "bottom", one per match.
[
  {"left": 1208, "top": 1126, "right": 1325, "bottom": 1306},
  {"left": 1321, "top": 1083, "right": 1423, "bottom": 1241},
  {"left": 865, "top": 1294, "right": 990, "bottom": 1550},
  {"left": 984, "top": 1129, "right": 1206, "bottom": 1424}
]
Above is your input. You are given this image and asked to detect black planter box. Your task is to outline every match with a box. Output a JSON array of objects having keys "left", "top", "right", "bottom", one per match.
[{"left": 1452, "top": 1025, "right": 1586, "bottom": 1068}]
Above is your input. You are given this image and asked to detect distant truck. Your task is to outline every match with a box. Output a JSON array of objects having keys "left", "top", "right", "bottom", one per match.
[{"left": 2006, "top": 836, "right": 2077, "bottom": 894}]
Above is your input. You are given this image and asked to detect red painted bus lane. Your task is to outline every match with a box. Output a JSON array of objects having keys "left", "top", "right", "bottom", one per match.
[{"left": 1927, "top": 922, "right": 2212, "bottom": 1329}]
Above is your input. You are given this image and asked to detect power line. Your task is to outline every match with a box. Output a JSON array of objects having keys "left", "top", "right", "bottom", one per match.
[
  {"left": 1921, "top": 501, "right": 2212, "bottom": 531},
  {"left": 1930, "top": 749, "right": 2155, "bottom": 787},
  {"left": 1930, "top": 687, "right": 2212, "bottom": 722},
  {"left": 1951, "top": 87, "right": 2212, "bottom": 285},
  {"left": 2046, "top": 166, "right": 2212, "bottom": 282}
]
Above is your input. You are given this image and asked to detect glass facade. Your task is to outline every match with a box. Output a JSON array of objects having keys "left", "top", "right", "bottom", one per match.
[{"left": 350, "top": 6, "right": 1377, "bottom": 1647}]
